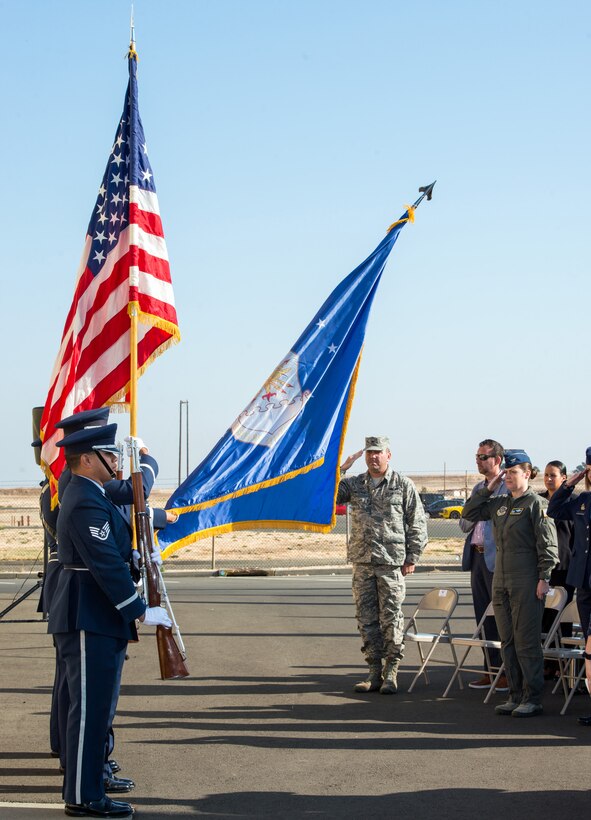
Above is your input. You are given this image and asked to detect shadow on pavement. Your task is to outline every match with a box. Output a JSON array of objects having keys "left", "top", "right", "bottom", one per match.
[{"left": 131, "top": 788, "right": 589, "bottom": 818}]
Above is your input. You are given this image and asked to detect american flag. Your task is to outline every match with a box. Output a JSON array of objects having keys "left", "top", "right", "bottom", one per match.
[{"left": 40, "top": 50, "right": 180, "bottom": 485}]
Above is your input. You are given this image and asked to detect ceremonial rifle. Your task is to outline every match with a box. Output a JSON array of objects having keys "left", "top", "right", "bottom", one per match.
[
  {"left": 130, "top": 439, "right": 189, "bottom": 679},
  {"left": 116, "top": 442, "right": 124, "bottom": 481}
]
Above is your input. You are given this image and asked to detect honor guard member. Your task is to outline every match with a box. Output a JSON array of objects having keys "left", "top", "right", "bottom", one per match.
[
  {"left": 36, "top": 471, "right": 61, "bottom": 615},
  {"left": 31, "top": 431, "right": 61, "bottom": 620},
  {"left": 48, "top": 409, "right": 155, "bottom": 781},
  {"left": 49, "top": 421, "right": 171, "bottom": 818},
  {"left": 36, "top": 472, "right": 62, "bottom": 755},
  {"left": 337, "top": 436, "right": 428, "bottom": 694},
  {"left": 33, "top": 428, "right": 63, "bottom": 757}
]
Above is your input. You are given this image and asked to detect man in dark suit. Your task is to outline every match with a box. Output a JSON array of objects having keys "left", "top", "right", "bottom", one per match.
[{"left": 49, "top": 420, "right": 171, "bottom": 818}]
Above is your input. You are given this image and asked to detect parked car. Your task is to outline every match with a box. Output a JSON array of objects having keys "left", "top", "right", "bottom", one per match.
[
  {"left": 420, "top": 492, "right": 445, "bottom": 509},
  {"left": 425, "top": 498, "right": 465, "bottom": 519}
]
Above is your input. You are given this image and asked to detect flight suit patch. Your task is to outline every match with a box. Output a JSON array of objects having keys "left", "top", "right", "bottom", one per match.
[{"left": 496, "top": 506, "right": 507, "bottom": 516}]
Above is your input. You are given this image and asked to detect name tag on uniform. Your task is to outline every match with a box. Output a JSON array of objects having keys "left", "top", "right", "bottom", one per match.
[
  {"left": 509, "top": 508, "right": 523, "bottom": 516},
  {"left": 496, "top": 506, "right": 508, "bottom": 516}
]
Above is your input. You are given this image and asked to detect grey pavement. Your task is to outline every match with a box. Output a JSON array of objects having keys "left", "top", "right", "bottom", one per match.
[{"left": 0, "top": 572, "right": 589, "bottom": 819}]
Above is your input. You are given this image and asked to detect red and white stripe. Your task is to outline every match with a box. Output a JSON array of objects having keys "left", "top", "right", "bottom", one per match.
[{"left": 40, "top": 184, "right": 179, "bottom": 482}]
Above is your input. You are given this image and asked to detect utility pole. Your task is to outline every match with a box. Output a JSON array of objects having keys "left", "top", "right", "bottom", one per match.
[{"left": 178, "top": 400, "right": 189, "bottom": 486}]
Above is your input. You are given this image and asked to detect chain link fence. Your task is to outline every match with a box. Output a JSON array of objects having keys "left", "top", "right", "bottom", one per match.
[{"left": 0, "top": 475, "right": 472, "bottom": 574}]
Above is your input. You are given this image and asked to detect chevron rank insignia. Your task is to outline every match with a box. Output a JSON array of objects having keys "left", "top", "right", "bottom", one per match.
[{"left": 89, "top": 521, "right": 110, "bottom": 541}]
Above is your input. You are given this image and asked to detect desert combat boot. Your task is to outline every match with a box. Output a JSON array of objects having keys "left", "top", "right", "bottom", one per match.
[
  {"left": 380, "top": 658, "right": 400, "bottom": 694},
  {"left": 354, "top": 661, "right": 382, "bottom": 693}
]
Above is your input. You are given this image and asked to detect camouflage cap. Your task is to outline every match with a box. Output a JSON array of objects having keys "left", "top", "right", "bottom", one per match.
[{"left": 365, "top": 435, "right": 390, "bottom": 451}]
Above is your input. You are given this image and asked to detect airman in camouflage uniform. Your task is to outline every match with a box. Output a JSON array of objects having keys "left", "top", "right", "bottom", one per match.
[{"left": 337, "top": 436, "right": 427, "bottom": 693}]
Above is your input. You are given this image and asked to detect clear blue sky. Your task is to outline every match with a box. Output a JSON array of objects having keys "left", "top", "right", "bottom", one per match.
[{"left": 1, "top": 0, "right": 590, "bottom": 486}]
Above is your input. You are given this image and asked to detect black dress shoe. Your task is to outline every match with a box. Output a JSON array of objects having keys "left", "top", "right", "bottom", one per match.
[
  {"left": 64, "top": 796, "right": 134, "bottom": 817},
  {"left": 577, "top": 715, "right": 591, "bottom": 726},
  {"left": 108, "top": 759, "right": 121, "bottom": 774},
  {"left": 104, "top": 776, "right": 135, "bottom": 793}
]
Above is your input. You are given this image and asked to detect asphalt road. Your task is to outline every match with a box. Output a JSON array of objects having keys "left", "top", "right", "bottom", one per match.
[{"left": 0, "top": 572, "right": 589, "bottom": 819}]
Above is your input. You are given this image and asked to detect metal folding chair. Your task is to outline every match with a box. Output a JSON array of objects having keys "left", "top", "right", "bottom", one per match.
[
  {"left": 442, "top": 601, "right": 501, "bottom": 697},
  {"left": 543, "top": 598, "right": 586, "bottom": 715},
  {"left": 403, "top": 587, "right": 459, "bottom": 693},
  {"left": 483, "top": 585, "right": 568, "bottom": 703}
]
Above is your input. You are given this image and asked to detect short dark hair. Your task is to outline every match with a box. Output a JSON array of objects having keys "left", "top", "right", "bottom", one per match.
[
  {"left": 65, "top": 453, "right": 83, "bottom": 470},
  {"left": 479, "top": 439, "right": 504, "bottom": 459},
  {"left": 546, "top": 460, "right": 567, "bottom": 476}
]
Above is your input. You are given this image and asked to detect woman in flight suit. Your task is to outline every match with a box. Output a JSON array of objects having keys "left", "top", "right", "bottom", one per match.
[{"left": 462, "top": 449, "right": 558, "bottom": 717}]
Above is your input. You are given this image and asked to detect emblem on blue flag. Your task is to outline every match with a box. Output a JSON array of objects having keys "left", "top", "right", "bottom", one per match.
[{"left": 231, "top": 353, "right": 311, "bottom": 448}]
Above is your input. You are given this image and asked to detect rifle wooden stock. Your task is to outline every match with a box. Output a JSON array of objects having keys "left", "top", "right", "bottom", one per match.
[{"left": 131, "top": 471, "right": 189, "bottom": 680}]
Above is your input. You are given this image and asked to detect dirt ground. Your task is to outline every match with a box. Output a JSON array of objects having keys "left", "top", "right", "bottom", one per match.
[{"left": 3, "top": 471, "right": 548, "bottom": 567}]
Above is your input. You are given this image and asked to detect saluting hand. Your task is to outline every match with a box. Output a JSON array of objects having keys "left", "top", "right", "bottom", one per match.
[
  {"left": 566, "top": 468, "right": 588, "bottom": 488},
  {"left": 341, "top": 449, "right": 364, "bottom": 472},
  {"left": 487, "top": 470, "right": 506, "bottom": 493}
]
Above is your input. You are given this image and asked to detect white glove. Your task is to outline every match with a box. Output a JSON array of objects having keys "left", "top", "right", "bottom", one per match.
[
  {"left": 150, "top": 549, "right": 163, "bottom": 566},
  {"left": 124, "top": 435, "right": 146, "bottom": 455},
  {"left": 142, "top": 606, "right": 172, "bottom": 628}
]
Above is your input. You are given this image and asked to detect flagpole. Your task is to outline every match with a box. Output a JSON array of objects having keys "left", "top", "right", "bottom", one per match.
[
  {"left": 412, "top": 181, "right": 436, "bottom": 209},
  {"left": 128, "top": 25, "right": 139, "bottom": 439},
  {"left": 387, "top": 181, "right": 436, "bottom": 235}
]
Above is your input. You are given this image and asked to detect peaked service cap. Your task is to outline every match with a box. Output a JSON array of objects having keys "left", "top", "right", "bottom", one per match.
[
  {"left": 55, "top": 408, "right": 110, "bottom": 434},
  {"left": 56, "top": 422, "right": 119, "bottom": 456}
]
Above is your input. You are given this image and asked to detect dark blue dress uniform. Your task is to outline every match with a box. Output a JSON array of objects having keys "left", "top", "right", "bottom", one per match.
[
  {"left": 49, "top": 472, "right": 146, "bottom": 807},
  {"left": 50, "top": 452, "right": 161, "bottom": 774},
  {"left": 38, "top": 479, "right": 61, "bottom": 614},
  {"left": 547, "top": 482, "right": 591, "bottom": 637},
  {"left": 36, "top": 479, "right": 64, "bottom": 756}
]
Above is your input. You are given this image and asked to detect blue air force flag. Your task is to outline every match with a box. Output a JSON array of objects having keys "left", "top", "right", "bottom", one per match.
[{"left": 158, "top": 207, "right": 416, "bottom": 557}]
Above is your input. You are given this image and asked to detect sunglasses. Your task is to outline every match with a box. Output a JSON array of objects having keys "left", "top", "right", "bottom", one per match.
[{"left": 475, "top": 454, "right": 494, "bottom": 461}]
